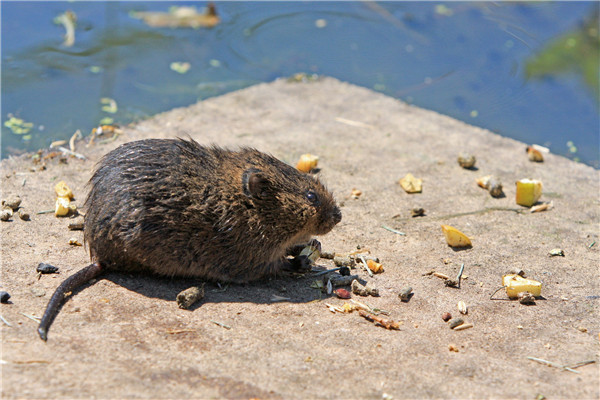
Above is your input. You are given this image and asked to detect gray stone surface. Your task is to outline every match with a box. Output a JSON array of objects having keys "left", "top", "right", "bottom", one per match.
[{"left": 1, "top": 77, "right": 598, "bottom": 399}]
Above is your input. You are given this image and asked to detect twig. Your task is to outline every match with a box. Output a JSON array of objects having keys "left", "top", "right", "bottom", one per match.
[
  {"left": 359, "top": 255, "right": 373, "bottom": 277},
  {"left": 381, "top": 224, "right": 406, "bottom": 236},
  {"left": 211, "top": 320, "right": 231, "bottom": 330},
  {"left": 456, "top": 263, "right": 465, "bottom": 288},
  {"left": 527, "top": 356, "right": 579, "bottom": 373},
  {"left": 393, "top": 207, "right": 525, "bottom": 222},
  {"left": 312, "top": 267, "right": 341, "bottom": 276},
  {"left": 490, "top": 286, "right": 507, "bottom": 300},
  {"left": 566, "top": 360, "right": 596, "bottom": 370},
  {"left": 358, "top": 310, "right": 401, "bottom": 330},
  {"left": 57, "top": 146, "right": 86, "bottom": 160},
  {"left": 36, "top": 209, "right": 54, "bottom": 215},
  {"left": 0, "top": 315, "right": 12, "bottom": 327},
  {"left": 20, "top": 312, "right": 41, "bottom": 323}
]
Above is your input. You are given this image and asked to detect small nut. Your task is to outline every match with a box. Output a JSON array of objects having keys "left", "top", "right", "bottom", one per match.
[
  {"left": 2, "top": 196, "right": 22, "bottom": 211},
  {"left": 518, "top": 291, "right": 536, "bottom": 305},
  {"left": 0, "top": 291, "right": 10, "bottom": 303},
  {"left": 457, "top": 153, "right": 476, "bottom": 169},
  {"left": 410, "top": 207, "right": 425, "bottom": 217},
  {"left": 18, "top": 210, "right": 30, "bottom": 221},
  {"left": 457, "top": 301, "right": 468, "bottom": 315},
  {"left": 448, "top": 318, "right": 464, "bottom": 329},
  {"left": 0, "top": 209, "right": 13, "bottom": 221},
  {"left": 398, "top": 287, "right": 413, "bottom": 302}
]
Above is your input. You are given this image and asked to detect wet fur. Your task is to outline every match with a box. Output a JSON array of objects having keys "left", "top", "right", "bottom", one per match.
[{"left": 84, "top": 138, "right": 341, "bottom": 283}]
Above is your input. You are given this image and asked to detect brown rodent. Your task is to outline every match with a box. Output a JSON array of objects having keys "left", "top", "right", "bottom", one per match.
[{"left": 38, "top": 138, "right": 341, "bottom": 340}]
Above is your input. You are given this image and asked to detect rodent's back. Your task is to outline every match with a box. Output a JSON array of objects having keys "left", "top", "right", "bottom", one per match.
[{"left": 84, "top": 138, "right": 341, "bottom": 282}]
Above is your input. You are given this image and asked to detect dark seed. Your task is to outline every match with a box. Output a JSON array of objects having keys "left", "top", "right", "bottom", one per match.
[
  {"left": 0, "top": 291, "right": 10, "bottom": 303},
  {"left": 37, "top": 263, "right": 59, "bottom": 274}
]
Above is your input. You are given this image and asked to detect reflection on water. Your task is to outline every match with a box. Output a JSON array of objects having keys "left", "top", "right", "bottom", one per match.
[
  {"left": 1, "top": 2, "right": 598, "bottom": 167},
  {"left": 525, "top": 6, "right": 599, "bottom": 102}
]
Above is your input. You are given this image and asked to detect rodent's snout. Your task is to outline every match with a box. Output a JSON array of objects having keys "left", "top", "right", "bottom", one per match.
[{"left": 332, "top": 206, "right": 342, "bottom": 225}]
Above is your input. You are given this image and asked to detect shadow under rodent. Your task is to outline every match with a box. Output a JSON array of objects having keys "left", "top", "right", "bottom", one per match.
[{"left": 38, "top": 138, "right": 341, "bottom": 341}]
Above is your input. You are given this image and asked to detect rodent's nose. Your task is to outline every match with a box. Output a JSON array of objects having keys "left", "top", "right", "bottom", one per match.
[{"left": 332, "top": 207, "right": 342, "bottom": 224}]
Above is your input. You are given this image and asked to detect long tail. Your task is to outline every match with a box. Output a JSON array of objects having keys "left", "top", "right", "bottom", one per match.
[{"left": 38, "top": 262, "right": 104, "bottom": 341}]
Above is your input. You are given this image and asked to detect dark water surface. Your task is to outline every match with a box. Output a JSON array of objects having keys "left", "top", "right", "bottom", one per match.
[{"left": 2, "top": 1, "right": 599, "bottom": 167}]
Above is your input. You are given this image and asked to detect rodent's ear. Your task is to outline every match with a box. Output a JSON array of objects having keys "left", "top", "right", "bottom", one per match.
[{"left": 242, "top": 168, "right": 269, "bottom": 198}]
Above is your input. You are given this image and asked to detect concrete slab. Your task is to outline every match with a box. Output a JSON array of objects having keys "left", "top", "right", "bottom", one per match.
[{"left": 1, "top": 77, "right": 598, "bottom": 399}]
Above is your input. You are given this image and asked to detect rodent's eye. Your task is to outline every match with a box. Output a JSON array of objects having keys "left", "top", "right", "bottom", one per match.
[{"left": 306, "top": 190, "right": 319, "bottom": 205}]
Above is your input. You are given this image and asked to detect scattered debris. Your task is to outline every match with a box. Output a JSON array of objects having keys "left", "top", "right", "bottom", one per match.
[
  {"left": 211, "top": 320, "right": 231, "bottom": 330},
  {"left": 170, "top": 61, "right": 191, "bottom": 74},
  {"left": 516, "top": 178, "right": 543, "bottom": 207},
  {"left": 398, "top": 287, "right": 412, "bottom": 302},
  {"left": 476, "top": 175, "right": 504, "bottom": 198},
  {"left": 457, "top": 153, "right": 476, "bottom": 169},
  {"left": 68, "top": 238, "right": 83, "bottom": 246},
  {"left": 526, "top": 356, "right": 594, "bottom": 374},
  {"left": 37, "top": 263, "right": 59, "bottom": 274},
  {"left": 410, "top": 207, "right": 425, "bottom": 217},
  {"left": 530, "top": 202, "right": 553, "bottom": 213},
  {"left": 334, "top": 288, "right": 351, "bottom": 299},
  {"left": 453, "top": 323, "right": 473, "bottom": 331},
  {"left": 328, "top": 274, "right": 359, "bottom": 287},
  {"left": 20, "top": 312, "right": 41, "bottom": 323},
  {"left": 320, "top": 251, "right": 335, "bottom": 259},
  {"left": 448, "top": 318, "right": 464, "bottom": 329},
  {"left": 503, "top": 274, "right": 542, "bottom": 298},
  {"left": 350, "top": 188, "right": 362, "bottom": 199},
  {"left": 270, "top": 294, "right": 291, "bottom": 302},
  {"left": 298, "top": 239, "right": 321, "bottom": 265},
  {"left": 54, "top": 181, "right": 77, "bottom": 217},
  {"left": 131, "top": 4, "right": 220, "bottom": 29},
  {"left": 381, "top": 224, "right": 406, "bottom": 236},
  {"left": 2, "top": 196, "right": 21, "bottom": 210},
  {"left": 0, "top": 314, "right": 12, "bottom": 326},
  {"left": 358, "top": 310, "right": 401, "bottom": 330},
  {"left": 0, "top": 209, "right": 13, "bottom": 221},
  {"left": 18, "top": 210, "right": 30, "bottom": 221},
  {"left": 508, "top": 267, "right": 526, "bottom": 277},
  {"left": 431, "top": 271, "right": 450, "bottom": 280},
  {"left": 288, "top": 73, "right": 320, "bottom": 83},
  {"left": 351, "top": 279, "right": 379, "bottom": 297},
  {"left": 457, "top": 301, "right": 468, "bottom": 315},
  {"left": 441, "top": 225, "right": 472, "bottom": 248},
  {"left": 366, "top": 259, "right": 384, "bottom": 274},
  {"left": 526, "top": 145, "right": 544, "bottom": 162},
  {"left": 441, "top": 312, "right": 452, "bottom": 322},
  {"left": 518, "top": 292, "right": 536, "bottom": 305},
  {"left": 448, "top": 344, "right": 459, "bottom": 352},
  {"left": 399, "top": 173, "right": 422, "bottom": 193},
  {"left": 68, "top": 217, "right": 84, "bottom": 230},
  {"left": 296, "top": 153, "right": 319, "bottom": 173},
  {"left": 0, "top": 291, "right": 11, "bottom": 303},
  {"left": 358, "top": 255, "right": 373, "bottom": 277},
  {"left": 176, "top": 284, "right": 205, "bottom": 309},
  {"left": 166, "top": 328, "right": 195, "bottom": 334},
  {"left": 333, "top": 255, "right": 355, "bottom": 268},
  {"left": 549, "top": 248, "right": 565, "bottom": 257},
  {"left": 53, "top": 10, "right": 77, "bottom": 47},
  {"left": 4, "top": 115, "right": 34, "bottom": 135},
  {"left": 100, "top": 97, "right": 118, "bottom": 114},
  {"left": 69, "top": 130, "right": 82, "bottom": 152}
]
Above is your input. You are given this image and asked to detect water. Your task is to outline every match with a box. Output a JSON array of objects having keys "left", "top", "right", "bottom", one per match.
[{"left": 2, "top": 1, "right": 599, "bottom": 167}]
